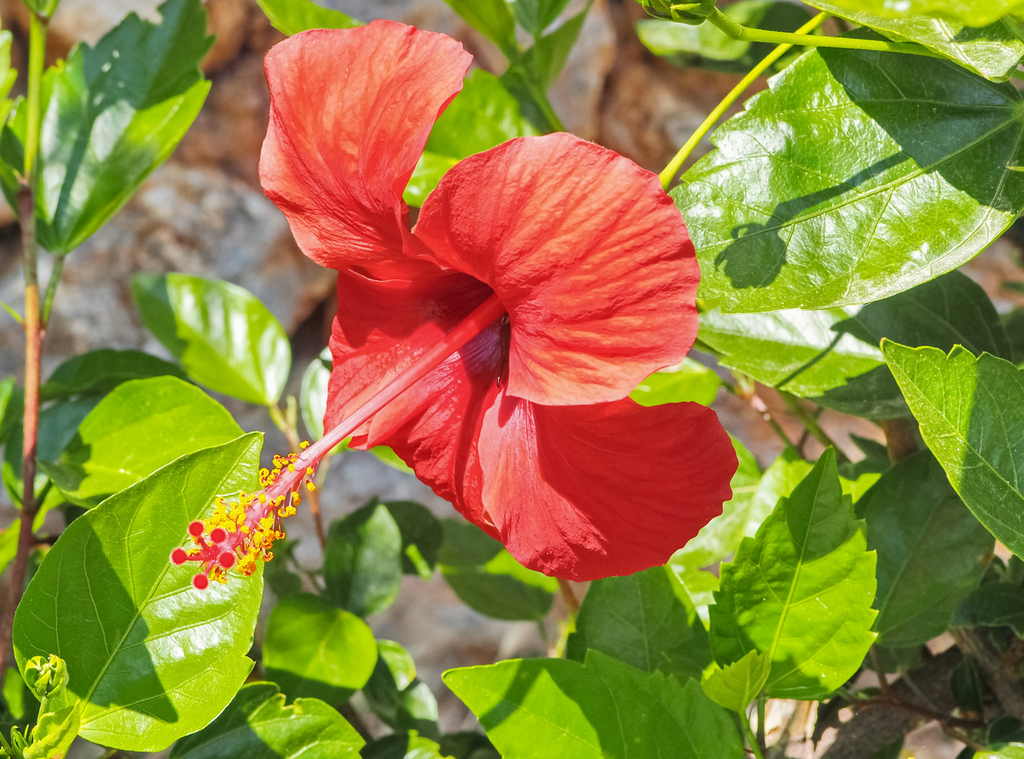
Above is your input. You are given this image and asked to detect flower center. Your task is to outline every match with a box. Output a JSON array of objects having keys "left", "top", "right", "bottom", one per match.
[{"left": 173, "top": 293, "right": 507, "bottom": 589}]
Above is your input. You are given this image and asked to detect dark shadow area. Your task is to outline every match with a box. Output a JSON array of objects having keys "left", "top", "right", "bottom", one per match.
[{"left": 715, "top": 154, "right": 906, "bottom": 290}]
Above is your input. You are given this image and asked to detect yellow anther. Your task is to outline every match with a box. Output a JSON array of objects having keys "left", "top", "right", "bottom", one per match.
[
  {"left": 307, "top": 482, "right": 316, "bottom": 491},
  {"left": 306, "top": 466, "right": 314, "bottom": 475},
  {"left": 300, "top": 440, "right": 310, "bottom": 449}
]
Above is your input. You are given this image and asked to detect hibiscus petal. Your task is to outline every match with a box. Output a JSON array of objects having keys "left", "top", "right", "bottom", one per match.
[
  {"left": 414, "top": 133, "right": 699, "bottom": 405},
  {"left": 476, "top": 394, "right": 736, "bottom": 581},
  {"left": 261, "top": 21, "right": 472, "bottom": 279},
  {"left": 325, "top": 266, "right": 493, "bottom": 449}
]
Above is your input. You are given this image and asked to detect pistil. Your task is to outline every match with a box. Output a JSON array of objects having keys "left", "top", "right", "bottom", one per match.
[{"left": 173, "top": 292, "right": 507, "bottom": 588}]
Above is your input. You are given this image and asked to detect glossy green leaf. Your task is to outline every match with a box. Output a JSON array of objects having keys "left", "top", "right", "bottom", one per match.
[
  {"left": 0, "top": 0, "right": 212, "bottom": 254},
  {"left": 954, "top": 583, "right": 1024, "bottom": 636},
  {"left": 41, "top": 349, "right": 186, "bottom": 401},
  {"left": 637, "top": 1, "right": 813, "bottom": 73},
  {"left": 566, "top": 566, "right": 712, "bottom": 682},
  {"left": 709, "top": 449, "right": 877, "bottom": 699},
  {"left": 442, "top": 0, "right": 518, "bottom": 55},
  {"left": 12, "top": 434, "right": 264, "bottom": 751},
  {"left": 254, "top": 0, "right": 361, "bottom": 35},
  {"left": 263, "top": 593, "right": 377, "bottom": 704},
  {"left": 132, "top": 273, "right": 290, "bottom": 406},
  {"left": 883, "top": 343, "right": 1024, "bottom": 560},
  {"left": 677, "top": 48, "right": 1024, "bottom": 313},
  {"left": 169, "top": 682, "right": 364, "bottom": 758},
  {"left": 801, "top": 0, "right": 1024, "bottom": 27},
  {"left": 629, "top": 358, "right": 721, "bottom": 407},
  {"left": 405, "top": 70, "right": 537, "bottom": 207},
  {"left": 699, "top": 272, "right": 1009, "bottom": 418},
  {"left": 438, "top": 519, "right": 557, "bottom": 621},
  {"left": 40, "top": 377, "right": 242, "bottom": 507},
  {"left": 978, "top": 745, "right": 1024, "bottom": 759},
  {"left": 806, "top": 1, "right": 1024, "bottom": 81},
  {"left": 859, "top": 451, "right": 993, "bottom": 646},
  {"left": 700, "top": 650, "right": 770, "bottom": 713},
  {"left": 445, "top": 651, "right": 744, "bottom": 759},
  {"left": 362, "top": 732, "right": 445, "bottom": 759},
  {"left": 437, "top": 733, "right": 500, "bottom": 759},
  {"left": 323, "top": 503, "right": 403, "bottom": 616},
  {"left": 363, "top": 641, "right": 438, "bottom": 738}
]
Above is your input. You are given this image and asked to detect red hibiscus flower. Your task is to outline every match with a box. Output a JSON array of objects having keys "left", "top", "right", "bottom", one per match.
[{"left": 174, "top": 20, "right": 736, "bottom": 588}]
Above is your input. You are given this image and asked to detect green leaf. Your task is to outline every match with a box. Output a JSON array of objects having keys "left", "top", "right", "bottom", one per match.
[
  {"left": 445, "top": 651, "right": 744, "bottom": 759},
  {"left": 323, "top": 503, "right": 403, "bottom": 616},
  {"left": 12, "top": 434, "right": 264, "bottom": 752},
  {"left": 709, "top": 449, "right": 877, "bottom": 699},
  {"left": 3, "top": 396, "right": 99, "bottom": 508},
  {"left": 169, "top": 682, "right": 364, "bottom": 758},
  {"left": 263, "top": 593, "right": 378, "bottom": 704},
  {"left": 0, "top": 377, "right": 19, "bottom": 447},
  {"left": 132, "top": 273, "right": 290, "bottom": 406},
  {"left": 677, "top": 48, "right": 1024, "bottom": 313},
  {"left": 954, "top": 582, "right": 1024, "bottom": 636},
  {"left": 637, "top": 1, "right": 813, "bottom": 73},
  {"left": 883, "top": 343, "right": 1024, "bottom": 560},
  {"left": 700, "top": 650, "right": 770, "bottom": 713},
  {"left": 523, "top": 4, "right": 590, "bottom": 90},
  {"left": 253, "top": 0, "right": 361, "bottom": 35},
  {"left": 40, "top": 377, "right": 242, "bottom": 507},
  {"left": 437, "top": 519, "right": 557, "bottom": 621},
  {"left": 0, "top": 31, "right": 18, "bottom": 127},
  {"left": 511, "top": 0, "right": 572, "bottom": 36},
  {"left": 629, "top": 358, "right": 722, "bottom": 407},
  {"left": 0, "top": 0, "right": 213, "bottom": 254},
  {"left": 41, "top": 349, "right": 186, "bottom": 401},
  {"left": 363, "top": 641, "right": 439, "bottom": 738},
  {"left": 859, "top": 451, "right": 993, "bottom": 647},
  {"left": 698, "top": 271, "right": 1010, "bottom": 418},
  {"left": 437, "top": 733, "right": 499, "bottom": 759},
  {"left": 977, "top": 744, "right": 1024, "bottom": 759},
  {"left": 442, "top": 0, "right": 518, "bottom": 56},
  {"left": 23, "top": 655, "right": 82, "bottom": 759},
  {"left": 566, "top": 566, "right": 712, "bottom": 682},
  {"left": 405, "top": 71, "right": 537, "bottom": 207},
  {"left": 384, "top": 501, "right": 443, "bottom": 578},
  {"left": 806, "top": 2, "right": 1024, "bottom": 81},
  {"left": 362, "top": 732, "right": 445, "bottom": 759},
  {"left": 798, "top": 0, "right": 1024, "bottom": 28}
]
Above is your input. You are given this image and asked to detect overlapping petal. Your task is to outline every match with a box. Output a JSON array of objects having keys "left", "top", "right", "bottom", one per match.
[
  {"left": 415, "top": 134, "right": 700, "bottom": 406},
  {"left": 260, "top": 21, "right": 471, "bottom": 279}
]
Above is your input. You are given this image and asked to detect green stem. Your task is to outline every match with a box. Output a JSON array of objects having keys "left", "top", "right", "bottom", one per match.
[
  {"left": 756, "top": 696, "right": 766, "bottom": 754},
  {"left": 778, "top": 391, "right": 845, "bottom": 459},
  {"left": 268, "top": 402, "right": 301, "bottom": 453},
  {"left": 707, "top": 8, "right": 943, "bottom": 58},
  {"left": 742, "top": 712, "right": 766, "bottom": 759},
  {"left": 40, "top": 255, "right": 63, "bottom": 326},
  {"left": 659, "top": 13, "right": 828, "bottom": 189},
  {"left": 24, "top": 13, "right": 48, "bottom": 179}
]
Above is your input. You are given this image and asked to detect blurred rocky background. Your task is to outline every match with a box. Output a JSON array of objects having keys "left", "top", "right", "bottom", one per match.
[{"left": 0, "top": 1, "right": 1020, "bottom": 755}]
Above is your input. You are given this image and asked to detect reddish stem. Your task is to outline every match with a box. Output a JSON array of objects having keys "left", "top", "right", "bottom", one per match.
[{"left": 0, "top": 187, "right": 42, "bottom": 677}]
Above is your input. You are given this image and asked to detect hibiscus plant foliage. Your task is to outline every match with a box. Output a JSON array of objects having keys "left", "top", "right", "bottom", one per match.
[{"left": 0, "top": 0, "right": 1023, "bottom": 756}]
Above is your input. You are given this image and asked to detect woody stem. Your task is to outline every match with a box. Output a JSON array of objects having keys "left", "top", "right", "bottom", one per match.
[{"left": 300, "top": 293, "right": 507, "bottom": 468}]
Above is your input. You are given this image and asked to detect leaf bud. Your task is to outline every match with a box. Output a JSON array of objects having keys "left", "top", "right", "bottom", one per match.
[
  {"left": 635, "top": 0, "right": 716, "bottom": 24},
  {"left": 22, "top": 655, "right": 69, "bottom": 701}
]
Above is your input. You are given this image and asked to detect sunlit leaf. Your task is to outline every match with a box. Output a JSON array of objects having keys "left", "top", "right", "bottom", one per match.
[
  {"left": 12, "top": 435, "right": 264, "bottom": 751},
  {"left": 253, "top": 0, "right": 361, "bottom": 35},
  {"left": 132, "top": 273, "right": 290, "bottom": 406}
]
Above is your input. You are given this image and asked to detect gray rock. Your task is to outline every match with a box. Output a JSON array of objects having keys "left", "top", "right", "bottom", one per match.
[{"left": 0, "top": 163, "right": 334, "bottom": 379}]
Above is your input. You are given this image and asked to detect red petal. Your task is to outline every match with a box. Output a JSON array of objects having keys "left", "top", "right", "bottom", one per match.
[
  {"left": 325, "top": 267, "right": 493, "bottom": 446},
  {"left": 260, "top": 21, "right": 472, "bottom": 279},
  {"left": 476, "top": 395, "right": 736, "bottom": 580},
  {"left": 414, "top": 133, "right": 699, "bottom": 406}
]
